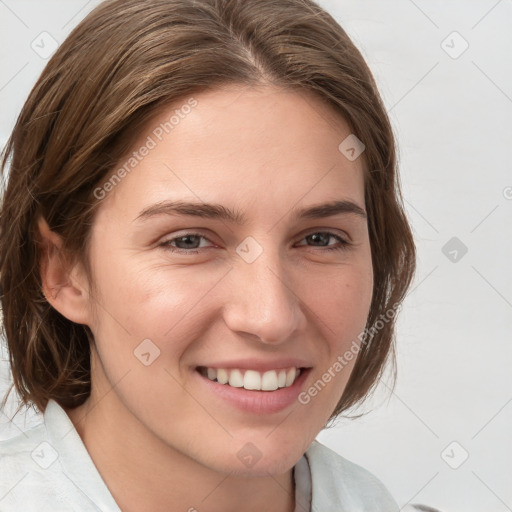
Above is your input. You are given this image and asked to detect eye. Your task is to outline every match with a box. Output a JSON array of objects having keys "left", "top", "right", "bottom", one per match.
[
  {"left": 296, "top": 231, "right": 351, "bottom": 252},
  {"left": 160, "top": 233, "right": 213, "bottom": 253}
]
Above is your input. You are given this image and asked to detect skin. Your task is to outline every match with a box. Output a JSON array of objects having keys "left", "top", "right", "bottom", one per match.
[{"left": 39, "top": 84, "right": 374, "bottom": 512}]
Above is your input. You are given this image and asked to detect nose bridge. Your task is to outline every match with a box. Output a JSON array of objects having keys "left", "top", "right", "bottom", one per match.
[{"left": 223, "top": 240, "right": 302, "bottom": 343}]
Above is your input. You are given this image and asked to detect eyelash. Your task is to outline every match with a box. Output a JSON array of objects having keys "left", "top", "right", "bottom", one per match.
[{"left": 159, "top": 231, "right": 351, "bottom": 254}]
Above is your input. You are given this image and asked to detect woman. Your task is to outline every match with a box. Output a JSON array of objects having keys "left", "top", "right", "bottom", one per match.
[{"left": 0, "top": 0, "right": 416, "bottom": 510}]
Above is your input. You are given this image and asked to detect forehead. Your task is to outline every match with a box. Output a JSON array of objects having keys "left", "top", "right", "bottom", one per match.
[{"left": 97, "top": 84, "right": 365, "bottom": 222}]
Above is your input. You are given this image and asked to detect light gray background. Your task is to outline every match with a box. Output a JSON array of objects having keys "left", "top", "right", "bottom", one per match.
[{"left": 1, "top": 1, "right": 511, "bottom": 511}]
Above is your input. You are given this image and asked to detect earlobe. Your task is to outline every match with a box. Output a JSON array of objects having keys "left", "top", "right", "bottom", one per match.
[{"left": 37, "top": 216, "right": 91, "bottom": 325}]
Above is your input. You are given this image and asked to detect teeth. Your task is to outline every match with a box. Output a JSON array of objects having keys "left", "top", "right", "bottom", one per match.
[
  {"left": 277, "top": 370, "right": 286, "bottom": 388},
  {"left": 228, "top": 369, "right": 244, "bottom": 387},
  {"left": 285, "top": 368, "right": 296, "bottom": 387},
  {"left": 217, "top": 368, "right": 229, "bottom": 384},
  {"left": 244, "top": 370, "right": 261, "bottom": 390},
  {"left": 261, "top": 370, "right": 278, "bottom": 391},
  {"left": 201, "top": 366, "right": 303, "bottom": 391}
]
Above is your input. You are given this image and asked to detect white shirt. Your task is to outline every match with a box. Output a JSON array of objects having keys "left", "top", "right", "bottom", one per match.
[{"left": 0, "top": 399, "right": 399, "bottom": 511}]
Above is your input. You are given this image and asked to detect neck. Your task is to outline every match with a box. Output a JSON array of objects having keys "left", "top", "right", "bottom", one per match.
[{"left": 66, "top": 393, "right": 296, "bottom": 512}]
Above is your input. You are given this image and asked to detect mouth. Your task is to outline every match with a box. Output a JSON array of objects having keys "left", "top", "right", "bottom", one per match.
[
  {"left": 193, "top": 361, "right": 313, "bottom": 414},
  {"left": 196, "top": 366, "right": 304, "bottom": 391}
]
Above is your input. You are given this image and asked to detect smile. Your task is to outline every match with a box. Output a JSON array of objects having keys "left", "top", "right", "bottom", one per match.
[{"left": 197, "top": 366, "right": 302, "bottom": 391}]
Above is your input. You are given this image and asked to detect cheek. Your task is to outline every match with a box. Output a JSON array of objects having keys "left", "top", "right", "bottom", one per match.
[
  {"left": 85, "top": 258, "right": 221, "bottom": 421},
  {"left": 296, "top": 263, "right": 373, "bottom": 415},
  {"left": 88, "top": 250, "right": 225, "bottom": 357},
  {"left": 307, "top": 264, "right": 373, "bottom": 348}
]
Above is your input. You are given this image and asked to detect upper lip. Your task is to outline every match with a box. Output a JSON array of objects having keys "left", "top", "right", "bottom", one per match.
[{"left": 195, "top": 358, "right": 313, "bottom": 372}]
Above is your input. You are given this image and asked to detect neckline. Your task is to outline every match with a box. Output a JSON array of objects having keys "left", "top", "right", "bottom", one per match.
[
  {"left": 293, "top": 452, "right": 312, "bottom": 511},
  {"left": 45, "top": 399, "right": 313, "bottom": 512},
  {"left": 44, "top": 399, "right": 122, "bottom": 511}
]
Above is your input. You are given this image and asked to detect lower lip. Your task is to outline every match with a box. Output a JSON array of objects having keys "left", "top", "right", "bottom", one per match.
[{"left": 194, "top": 368, "right": 311, "bottom": 414}]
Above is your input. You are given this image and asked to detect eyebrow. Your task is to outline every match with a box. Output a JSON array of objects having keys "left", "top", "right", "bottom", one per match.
[{"left": 134, "top": 199, "right": 367, "bottom": 224}]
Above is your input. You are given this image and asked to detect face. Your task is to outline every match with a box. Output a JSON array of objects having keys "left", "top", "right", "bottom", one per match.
[{"left": 79, "top": 84, "right": 373, "bottom": 476}]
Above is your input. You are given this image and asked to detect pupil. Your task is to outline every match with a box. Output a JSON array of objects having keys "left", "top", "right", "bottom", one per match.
[
  {"left": 178, "top": 235, "right": 199, "bottom": 248},
  {"left": 309, "top": 233, "right": 328, "bottom": 246}
]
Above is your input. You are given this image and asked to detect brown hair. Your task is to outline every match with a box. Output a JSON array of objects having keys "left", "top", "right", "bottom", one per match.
[{"left": 0, "top": 0, "right": 415, "bottom": 418}]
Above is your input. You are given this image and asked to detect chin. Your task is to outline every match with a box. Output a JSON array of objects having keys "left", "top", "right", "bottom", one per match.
[
  {"left": 186, "top": 432, "right": 308, "bottom": 478},
  {"left": 228, "top": 431, "right": 312, "bottom": 477},
  {"left": 226, "top": 449, "right": 303, "bottom": 478}
]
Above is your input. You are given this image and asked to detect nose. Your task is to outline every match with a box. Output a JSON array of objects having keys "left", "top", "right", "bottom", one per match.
[{"left": 222, "top": 246, "right": 305, "bottom": 345}]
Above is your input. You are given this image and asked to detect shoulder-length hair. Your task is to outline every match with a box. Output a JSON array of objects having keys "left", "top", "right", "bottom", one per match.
[{"left": 0, "top": 0, "right": 415, "bottom": 418}]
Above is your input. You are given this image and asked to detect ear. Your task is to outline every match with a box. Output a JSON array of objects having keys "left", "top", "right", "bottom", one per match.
[{"left": 37, "top": 216, "right": 92, "bottom": 325}]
